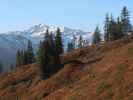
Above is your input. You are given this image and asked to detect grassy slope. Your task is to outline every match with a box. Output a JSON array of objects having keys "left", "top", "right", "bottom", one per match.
[{"left": 0, "top": 36, "right": 133, "bottom": 100}]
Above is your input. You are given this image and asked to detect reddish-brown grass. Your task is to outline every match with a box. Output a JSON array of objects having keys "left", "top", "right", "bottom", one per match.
[{"left": 0, "top": 36, "right": 133, "bottom": 100}]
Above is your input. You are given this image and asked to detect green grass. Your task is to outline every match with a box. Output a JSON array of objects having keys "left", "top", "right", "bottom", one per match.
[
  {"left": 96, "top": 81, "right": 112, "bottom": 94},
  {"left": 114, "top": 64, "right": 127, "bottom": 83},
  {"left": 114, "top": 64, "right": 128, "bottom": 100}
]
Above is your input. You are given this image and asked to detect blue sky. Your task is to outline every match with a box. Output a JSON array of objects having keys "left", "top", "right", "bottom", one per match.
[{"left": 0, "top": 0, "right": 133, "bottom": 32}]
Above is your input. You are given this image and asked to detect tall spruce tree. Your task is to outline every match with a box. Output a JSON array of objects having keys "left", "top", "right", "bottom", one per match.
[
  {"left": 37, "top": 29, "right": 51, "bottom": 79},
  {"left": 38, "top": 40, "right": 50, "bottom": 79},
  {"left": 37, "top": 29, "right": 62, "bottom": 79},
  {"left": 104, "top": 13, "right": 126, "bottom": 41},
  {"left": 49, "top": 33, "right": 56, "bottom": 49},
  {"left": 16, "top": 50, "right": 21, "bottom": 67},
  {"left": 27, "top": 40, "right": 35, "bottom": 64},
  {"left": 78, "top": 35, "right": 83, "bottom": 48},
  {"left": 121, "top": 6, "right": 131, "bottom": 34},
  {"left": 108, "top": 15, "right": 115, "bottom": 41},
  {"left": 23, "top": 50, "right": 28, "bottom": 65},
  {"left": 16, "top": 40, "right": 35, "bottom": 67},
  {"left": 104, "top": 13, "right": 110, "bottom": 41},
  {"left": 115, "top": 17, "right": 124, "bottom": 39},
  {"left": 72, "top": 35, "right": 77, "bottom": 48},
  {"left": 55, "top": 28, "right": 63, "bottom": 55},
  {"left": 93, "top": 26, "right": 101, "bottom": 44},
  {"left": 45, "top": 29, "right": 50, "bottom": 41}
]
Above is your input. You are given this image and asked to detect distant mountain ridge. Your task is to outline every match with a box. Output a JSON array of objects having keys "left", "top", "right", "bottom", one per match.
[{"left": 0, "top": 24, "right": 92, "bottom": 71}]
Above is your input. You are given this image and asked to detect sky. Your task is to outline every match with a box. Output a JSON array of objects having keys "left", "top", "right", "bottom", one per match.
[{"left": 0, "top": 0, "right": 133, "bottom": 32}]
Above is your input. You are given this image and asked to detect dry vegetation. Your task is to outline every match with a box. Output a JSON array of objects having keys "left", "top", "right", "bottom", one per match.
[{"left": 0, "top": 36, "right": 133, "bottom": 100}]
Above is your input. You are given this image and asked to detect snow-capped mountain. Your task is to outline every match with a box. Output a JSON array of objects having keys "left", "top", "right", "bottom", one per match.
[{"left": 0, "top": 24, "right": 93, "bottom": 71}]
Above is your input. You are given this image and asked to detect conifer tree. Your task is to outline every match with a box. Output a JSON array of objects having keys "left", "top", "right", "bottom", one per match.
[
  {"left": 45, "top": 29, "right": 50, "bottom": 41},
  {"left": 38, "top": 41, "right": 50, "bottom": 79},
  {"left": 121, "top": 6, "right": 131, "bottom": 34},
  {"left": 108, "top": 15, "right": 116, "bottom": 41},
  {"left": 16, "top": 40, "right": 35, "bottom": 67},
  {"left": 78, "top": 35, "right": 83, "bottom": 48},
  {"left": 23, "top": 50, "right": 28, "bottom": 65},
  {"left": 55, "top": 28, "right": 63, "bottom": 55},
  {"left": 109, "top": 15, "right": 124, "bottom": 40},
  {"left": 93, "top": 26, "right": 101, "bottom": 44},
  {"left": 104, "top": 13, "right": 127, "bottom": 41},
  {"left": 16, "top": 50, "right": 21, "bottom": 67},
  {"left": 103, "top": 6, "right": 133, "bottom": 42},
  {"left": 37, "top": 30, "right": 51, "bottom": 79},
  {"left": 104, "top": 13, "right": 110, "bottom": 41},
  {"left": 72, "top": 35, "right": 77, "bottom": 48},
  {"left": 115, "top": 17, "right": 124, "bottom": 39},
  {"left": 37, "top": 29, "right": 63, "bottom": 79},
  {"left": 67, "top": 41, "right": 74, "bottom": 52},
  {"left": 49, "top": 33, "right": 56, "bottom": 49},
  {"left": 27, "top": 40, "right": 35, "bottom": 64}
]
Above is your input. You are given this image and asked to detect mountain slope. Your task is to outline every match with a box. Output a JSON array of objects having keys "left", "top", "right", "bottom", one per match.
[
  {"left": 0, "top": 36, "right": 133, "bottom": 100},
  {"left": 0, "top": 34, "right": 29, "bottom": 70},
  {"left": 0, "top": 24, "right": 92, "bottom": 70}
]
